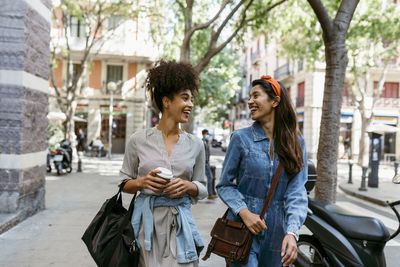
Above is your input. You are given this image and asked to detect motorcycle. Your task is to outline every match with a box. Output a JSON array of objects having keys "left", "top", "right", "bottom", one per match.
[
  {"left": 295, "top": 161, "right": 400, "bottom": 267},
  {"left": 53, "top": 140, "right": 73, "bottom": 175}
]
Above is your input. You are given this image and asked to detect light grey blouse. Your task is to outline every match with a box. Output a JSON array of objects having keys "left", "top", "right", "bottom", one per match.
[{"left": 120, "top": 127, "right": 207, "bottom": 201}]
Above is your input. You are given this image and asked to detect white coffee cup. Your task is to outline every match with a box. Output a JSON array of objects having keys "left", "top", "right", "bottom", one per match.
[
  {"left": 142, "top": 167, "right": 173, "bottom": 195},
  {"left": 155, "top": 167, "right": 173, "bottom": 181}
]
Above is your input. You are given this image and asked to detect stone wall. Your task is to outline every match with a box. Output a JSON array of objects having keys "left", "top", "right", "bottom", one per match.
[{"left": 0, "top": 0, "right": 51, "bottom": 230}]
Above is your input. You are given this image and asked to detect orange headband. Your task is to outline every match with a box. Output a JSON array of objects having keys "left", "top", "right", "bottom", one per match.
[{"left": 260, "top": 75, "right": 281, "bottom": 97}]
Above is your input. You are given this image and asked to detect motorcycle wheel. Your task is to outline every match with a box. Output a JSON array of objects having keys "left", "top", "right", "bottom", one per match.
[
  {"left": 56, "top": 164, "right": 62, "bottom": 175},
  {"left": 295, "top": 235, "right": 328, "bottom": 267},
  {"left": 66, "top": 166, "right": 72, "bottom": 173}
]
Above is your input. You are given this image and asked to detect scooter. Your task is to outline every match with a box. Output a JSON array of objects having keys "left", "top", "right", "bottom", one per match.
[
  {"left": 295, "top": 161, "right": 400, "bottom": 267},
  {"left": 54, "top": 140, "right": 73, "bottom": 175}
]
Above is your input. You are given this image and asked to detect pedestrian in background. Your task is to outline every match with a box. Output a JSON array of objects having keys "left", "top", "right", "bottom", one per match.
[
  {"left": 119, "top": 60, "right": 207, "bottom": 267},
  {"left": 92, "top": 136, "right": 104, "bottom": 157},
  {"left": 216, "top": 75, "right": 308, "bottom": 267},
  {"left": 77, "top": 128, "right": 85, "bottom": 152},
  {"left": 202, "top": 129, "right": 217, "bottom": 199}
]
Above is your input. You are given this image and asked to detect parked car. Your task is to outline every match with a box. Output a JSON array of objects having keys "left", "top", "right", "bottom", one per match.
[{"left": 211, "top": 134, "right": 224, "bottom": 148}]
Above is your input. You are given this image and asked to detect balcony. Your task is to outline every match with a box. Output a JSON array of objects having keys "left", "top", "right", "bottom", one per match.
[
  {"left": 274, "top": 63, "right": 292, "bottom": 80},
  {"left": 375, "top": 98, "right": 400, "bottom": 109}
]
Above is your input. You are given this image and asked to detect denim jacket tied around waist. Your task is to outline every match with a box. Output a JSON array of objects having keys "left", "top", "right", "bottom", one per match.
[
  {"left": 216, "top": 122, "right": 308, "bottom": 242},
  {"left": 131, "top": 193, "right": 204, "bottom": 263}
]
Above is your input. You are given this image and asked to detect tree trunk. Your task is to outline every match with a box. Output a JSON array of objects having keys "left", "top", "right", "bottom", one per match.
[
  {"left": 64, "top": 90, "right": 78, "bottom": 142},
  {"left": 315, "top": 41, "right": 348, "bottom": 203},
  {"left": 308, "top": 0, "right": 359, "bottom": 203},
  {"left": 358, "top": 115, "right": 371, "bottom": 168}
]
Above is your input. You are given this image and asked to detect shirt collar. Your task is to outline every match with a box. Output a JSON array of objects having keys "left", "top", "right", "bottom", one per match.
[{"left": 251, "top": 122, "right": 269, "bottom": 142}]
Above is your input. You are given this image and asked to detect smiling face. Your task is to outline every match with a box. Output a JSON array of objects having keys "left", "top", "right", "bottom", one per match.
[
  {"left": 163, "top": 89, "right": 194, "bottom": 123},
  {"left": 248, "top": 84, "right": 279, "bottom": 123}
]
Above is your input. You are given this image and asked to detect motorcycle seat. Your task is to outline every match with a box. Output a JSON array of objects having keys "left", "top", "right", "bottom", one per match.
[{"left": 309, "top": 198, "right": 390, "bottom": 242}]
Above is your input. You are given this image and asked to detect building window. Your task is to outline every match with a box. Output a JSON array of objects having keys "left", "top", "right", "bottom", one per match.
[
  {"left": 108, "top": 15, "right": 123, "bottom": 30},
  {"left": 101, "top": 115, "right": 126, "bottom": 139},
  {"left": 71, "top": 63, "right": 81, "bottom": 83},
  {"left": 107, "top": 65, "right": 123, "bottom": 83},
  {"left": 342, "top": 83, "right": 353, "bottom": 106},
  {"left": 70, "top": 16, "right": 86, "bottom": 37},
  {"left": 296, "top": 82, "right": 305, "bottom": 107},
  {"left": 374, "top": 81, "right": 399, "bottom": 98},
  {"left": 298, "top": 60, "right": 304, "bottom": 72}
]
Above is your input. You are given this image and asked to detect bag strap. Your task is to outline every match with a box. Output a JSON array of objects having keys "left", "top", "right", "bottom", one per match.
[
  {"left": 118, "top": 179, "right": 137, "bottom": 217},
  {"left": 259, "top": 163, "right": 283, "bottom": 219},
  {"left": 222, "top": 163, "right": 283, "bottom": 220}
]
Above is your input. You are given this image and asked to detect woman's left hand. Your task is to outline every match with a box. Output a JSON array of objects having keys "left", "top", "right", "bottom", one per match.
[
  {"left": 163, "top": 178, "right": 198, "bottom": 198},
  {"left": 281, "top": 234, "right": 297, "bottom": 266}
]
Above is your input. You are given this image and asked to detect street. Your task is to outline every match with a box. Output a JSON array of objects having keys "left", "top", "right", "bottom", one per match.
[{"left": 0, "top": 148, "right": 399, "bottom": 266}]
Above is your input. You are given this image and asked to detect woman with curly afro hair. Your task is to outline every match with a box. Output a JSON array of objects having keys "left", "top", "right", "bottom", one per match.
[{"left": 120, "top": 60, "right": 207, "bottom": 266}]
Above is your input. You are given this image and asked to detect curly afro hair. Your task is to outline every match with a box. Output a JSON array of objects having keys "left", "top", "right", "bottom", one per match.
[{"left": 146, "top": 60, "right": 199, "bottom": 112}]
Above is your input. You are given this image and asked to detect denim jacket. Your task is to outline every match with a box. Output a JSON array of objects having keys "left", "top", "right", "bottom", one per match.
[
  {"left": 131, "top": 193, "right": 204, "bottom": 263},
  {"left": 216, "top": 122, "right": 308, "bottom": 245}
]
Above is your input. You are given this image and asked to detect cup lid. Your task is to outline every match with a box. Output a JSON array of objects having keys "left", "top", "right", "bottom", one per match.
[{"left": 155, "top": 167, "right": 173, "bottom": 179}]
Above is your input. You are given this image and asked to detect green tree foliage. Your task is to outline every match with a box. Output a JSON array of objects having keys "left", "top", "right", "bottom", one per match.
[
  {"left": 266, "top": 0, "right": 400, "bottom": 170},
  {"left": 50, "top": 0, "right": 137, "bottom": 141},
  {"left": 150, "top": 0, "right": 287, "bottom": 131},
  {"left": 196, "top": 47, "right": 242, "bottom": 124}
]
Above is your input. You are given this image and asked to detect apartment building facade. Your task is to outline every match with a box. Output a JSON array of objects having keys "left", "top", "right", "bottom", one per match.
[
  {"left": 49, "top": 5, "right": 156, "bottom": 153},
  {"left": 232, "top": 34, "right": 400, "bottom": 162}
]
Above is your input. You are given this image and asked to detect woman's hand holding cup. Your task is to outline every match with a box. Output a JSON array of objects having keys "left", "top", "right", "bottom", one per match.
[{"left": 139, "top": 169, "right": 169, "bottom": 194}]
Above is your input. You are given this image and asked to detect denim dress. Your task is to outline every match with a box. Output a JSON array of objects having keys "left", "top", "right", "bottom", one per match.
[{"left": 216, "top": 122, "right": 308, "bottom": 267}]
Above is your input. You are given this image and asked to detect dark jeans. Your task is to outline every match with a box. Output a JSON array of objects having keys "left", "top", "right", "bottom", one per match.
[{"left": 205, "top": 162, "right": 214, "bottom": 195}]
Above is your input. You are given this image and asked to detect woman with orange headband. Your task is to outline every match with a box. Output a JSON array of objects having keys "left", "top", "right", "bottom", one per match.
[{"left": 216, "top": 75, "right": 308, "bottom": 266}]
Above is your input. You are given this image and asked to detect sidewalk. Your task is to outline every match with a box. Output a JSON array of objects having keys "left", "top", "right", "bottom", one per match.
[
  {"left": 0, "top": 154, "right": 228, "bottom": 267},
  {"left": 1, "top": 153, "right": 398, "bottom": 265},
  {"left": 337, "top": 160, "right": 399, "bottom": 206}
]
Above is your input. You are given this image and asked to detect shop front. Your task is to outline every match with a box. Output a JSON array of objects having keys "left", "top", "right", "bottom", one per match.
[{"left": 100, "top": 105, "right": 127, "bottom": 154}]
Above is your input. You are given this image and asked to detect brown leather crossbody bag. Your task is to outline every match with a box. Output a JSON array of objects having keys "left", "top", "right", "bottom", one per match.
[{"left": 202, "top": 163, "right": 283, "bottom": 264}]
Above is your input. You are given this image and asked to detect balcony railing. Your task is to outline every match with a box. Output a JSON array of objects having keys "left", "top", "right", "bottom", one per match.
[
  {"left": 342, "top": 96, "right": 353, "bottom": 107},
  {"left": 375, "top": 98, "right": 400, "bottom": 108},
  {"left": 274, "top": 63, "right": 291, "bottom": 80}
]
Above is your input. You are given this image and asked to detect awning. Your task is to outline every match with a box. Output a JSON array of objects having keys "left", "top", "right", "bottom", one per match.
[
  {"left": 366, "top": 123, "right": 400, "bottom": 134},
  {"left": 47, "top": 112, "right": 87, "bottom": 122}
]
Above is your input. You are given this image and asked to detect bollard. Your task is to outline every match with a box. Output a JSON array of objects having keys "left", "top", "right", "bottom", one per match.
[
  {"left": 358, "top": 166, "right": 368, "bottom": 191},
  {"left": 210, "top": 165, "right": 216, "bottom": 195},
  {"left": 395, "top": 161, "right": 399, "bottom": 176},
  {"left": 77, "top": 153, "right": 82, "bottom": 172},
  {"left": 348, "top": 161, "right": 353, "bottom": 184}
]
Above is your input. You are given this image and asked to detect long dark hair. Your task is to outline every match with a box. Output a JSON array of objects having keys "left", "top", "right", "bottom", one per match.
[{"left": 251, "top": 79, "right": 303, "bottom": 178}]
